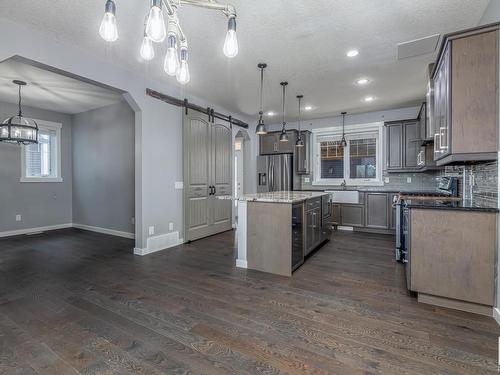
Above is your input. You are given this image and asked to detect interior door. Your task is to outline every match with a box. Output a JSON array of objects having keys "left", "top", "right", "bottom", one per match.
[
  {"left": 184, "top": 114, "right": 212, "bottom": 241},
  {"left": 211, "top": 123, "right": 233, "bottom": 232}
]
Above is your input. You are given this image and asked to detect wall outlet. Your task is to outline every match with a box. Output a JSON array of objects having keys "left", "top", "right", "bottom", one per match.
[
  {"left": 15, "top": 214, "right": 21, "bottom": 222},
  {"left": 406, "top": 177, "right": 412, "bottom": 183},
  {"left": 175, "top": 181, "right": 184, "bottom": 190},
  {"left": 169, "top": 222, "right": 174, "bottom": 231},
  {"left": 304, "top": 177, "right": 310, "bottom": 183},
  {"left": 384, "top": 177, "right": 390, "bottom": 183},
  {"left": 148, "top": 225, "right": 155, "bottom": 236},
  {"left": 131, "top": 217, "right": 135, "bottom": 225}
]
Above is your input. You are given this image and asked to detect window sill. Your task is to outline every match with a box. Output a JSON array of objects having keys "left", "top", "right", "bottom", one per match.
[{"left": 20, "top": 177, "right": 63, "bottom": 183}]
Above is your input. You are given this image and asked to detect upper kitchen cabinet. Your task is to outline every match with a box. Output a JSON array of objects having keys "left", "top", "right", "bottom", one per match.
[
  {"left": 259, "top": 130, "right": 296, "bottom": 154},
  {"left": 432, "top": 25, "right": 499, "bottom": 165},
  {"left": 385, "top": 120, "right": 420, "bottom": 172}
]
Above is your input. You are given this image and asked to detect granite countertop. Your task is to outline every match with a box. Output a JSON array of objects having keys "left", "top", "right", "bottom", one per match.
[
  {"left": 239, "top": 191, "right": 328, "bottom": 204},
  {"left": 405, "top": 199, "right": 499, "bottom": 213}
]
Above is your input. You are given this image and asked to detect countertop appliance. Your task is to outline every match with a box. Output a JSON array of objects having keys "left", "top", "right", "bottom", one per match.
[{"left": 257, "top": 154, "right": 293, "bottom": 192}]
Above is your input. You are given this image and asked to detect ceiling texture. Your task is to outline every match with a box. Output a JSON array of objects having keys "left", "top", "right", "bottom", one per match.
[
  {"left": 0, "top": 0, "right": 490, "bottom": 120},
  {"left": 0, "top": 58, "right": 124, "bottom": 114}
]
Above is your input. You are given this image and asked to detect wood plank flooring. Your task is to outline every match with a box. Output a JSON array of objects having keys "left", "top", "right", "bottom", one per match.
[{"left": 0, "top": 228, "right": 499, "bottom": 374}]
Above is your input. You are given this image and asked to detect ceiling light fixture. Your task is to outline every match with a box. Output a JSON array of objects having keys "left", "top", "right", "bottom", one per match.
[
  {"left": 279, "top": 81, "right": 289, "bottom": 142},
  {"left": 346, "top": 49, "right": 359, "bottom": 57},
  {"left": 0, "top": 80, "right": 38, "bottom": 145},
  {"left": 356, "top": 78, "right": 369, "bottom": 85},
  {"left": 296, "top": 95, "right": 304, "bottom": 148},
  {"left": 266, "top": 111, "right": 275, "bottom": 116},
  {"left": 364, "top": 96, "right": 375, "bottom": 102},
  {"left": 340, "top": 111, "right": 347, "bottom": 147},
  {"left": 99, "top": 0, "right": 239, "bottom": 85},
  {"left": 255, "top": 63, "right": 268, "bottom": 135},
  {"left": 304, "top": 105, "right": 313, "bottom": 111}
]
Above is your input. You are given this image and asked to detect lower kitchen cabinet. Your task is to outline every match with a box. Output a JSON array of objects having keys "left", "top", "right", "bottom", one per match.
[
  {"left": 365, "top": 193, "right": 389, "bottom": 229},
  {"left": 409, "top": 208, "right": 496, "bottom": 314},
  {"left": 305, "top": 207, "right": 321, "bottom": 255},
  {"left": 340, "top": 204, "right": 364, "bottom": 227},
  {"left": 332, "top": 203, "right": 341, "bottom": 225}
]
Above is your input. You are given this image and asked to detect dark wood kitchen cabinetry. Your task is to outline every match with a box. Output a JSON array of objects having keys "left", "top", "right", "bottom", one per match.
[
  {"left": 340, "top": 204, "right": 365, "bottom": 227},
  {"left": 385, "top": 120, "right": 420, "bottom": 172},
  {"left": 431, "top": 25, "right": 499, "bottom": 165},
  {"left": 305, "top": 198, "right": 322, "bottom": 255},
  {"left": 259, "top": 130, "right": 296, "bottom": 154},
  {"left": 365, "top": 193, "right": 390, "bottom": 230}
]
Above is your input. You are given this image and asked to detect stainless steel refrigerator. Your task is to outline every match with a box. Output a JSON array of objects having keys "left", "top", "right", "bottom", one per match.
[{"left": 257, "top": 154, "right": 293, "bottom": 192}]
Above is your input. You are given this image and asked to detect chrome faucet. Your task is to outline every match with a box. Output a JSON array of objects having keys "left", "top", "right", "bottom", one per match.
[{"left": 340, "top": 179, "right": 347, "bottom": 190}]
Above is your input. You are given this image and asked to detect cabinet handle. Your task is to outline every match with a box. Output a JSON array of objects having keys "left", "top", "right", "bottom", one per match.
[
  {"left": 304, "top": 159, "right": 307, "bottom": 169},
  {"left": 439, "top": 127, "right": 447, "bottom": 150}
]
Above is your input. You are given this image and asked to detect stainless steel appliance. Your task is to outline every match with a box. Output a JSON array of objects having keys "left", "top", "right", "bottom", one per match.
[{"left": 257, "top": 154, "right": 293, "bottom": 192}]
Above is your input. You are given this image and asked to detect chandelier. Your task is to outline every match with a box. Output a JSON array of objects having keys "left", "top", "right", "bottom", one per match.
[
  {"left": 0, "top": 80, "right": 38, "bottom": 145},
  {"left": 99, "top": 0, "right": 239, "bottom": 85}
]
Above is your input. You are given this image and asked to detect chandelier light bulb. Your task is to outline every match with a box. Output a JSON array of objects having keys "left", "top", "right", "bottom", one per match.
[
  {"left": 99, "top": 0, "right": 118, "bottom": 42},
  {"left": 223, "top": 17, "right": 238, "bottom": 58},
  {"left": 164, "top": 35, "right": 179, "bottom": 76},
  {"left": 176, "top": 46, "right": 190, "bottom": 84},
  {"left": 140, "top": 35, "right": 155, "bottom": 61},
  {"left": 146, "top": 0, "right": 166, "bottom": 43}
]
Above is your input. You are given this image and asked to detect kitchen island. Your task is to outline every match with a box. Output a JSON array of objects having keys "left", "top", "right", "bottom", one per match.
[{"left": 236, "top": 191, "right": 331, "bottom": 276}]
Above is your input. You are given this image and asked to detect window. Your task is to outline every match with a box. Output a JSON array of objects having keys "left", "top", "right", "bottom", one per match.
[
  {"left": 313, "top": 122, "right": 383, "bottom": 186},
  {"left": 21, "top": 120, "right": 62, "bottom": 183}
]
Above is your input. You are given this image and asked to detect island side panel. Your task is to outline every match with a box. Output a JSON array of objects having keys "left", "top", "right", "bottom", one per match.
[
  {"left": 236, "top": 200, "right": 248, "bottom": 268},
  {"left": 247, "top": 202, "right": 292, "bottom": 277}
]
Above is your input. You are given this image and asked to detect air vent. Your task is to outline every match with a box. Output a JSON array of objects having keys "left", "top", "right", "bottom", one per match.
[{"left": 397, "top": 34, "right": 440, "bottom": 60}]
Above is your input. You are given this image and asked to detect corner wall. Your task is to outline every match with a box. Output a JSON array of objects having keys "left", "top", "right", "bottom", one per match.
[
  {"left": 479, "top": 0, "right": 500, "bottom": 25},
  {"left": 72, "top": 101, "right": 135, "bottom": 236},
  {"left": 0, "top": 101, "right": 73, "bottom": 233}
]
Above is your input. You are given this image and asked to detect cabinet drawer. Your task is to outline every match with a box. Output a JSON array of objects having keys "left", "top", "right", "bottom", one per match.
[{"left": 305, "top": 197, "right": 321, "bottom": 211}]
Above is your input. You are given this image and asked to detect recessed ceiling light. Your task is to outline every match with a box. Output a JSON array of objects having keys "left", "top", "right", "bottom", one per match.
[
  {"left": 356, "top": 78, "right": 369, "bottom": 85},
  {"left": 364, "top": 96, "right": 375, "bottom": 102},
  {"left": 304, "top": 105, "right": 313, "bottom": 111},
  {"left": 346, "top": 49, "right": 359, "bottom": 57},
  {"left": 266, "top": 111, "right": 276, "bottom": 116}
]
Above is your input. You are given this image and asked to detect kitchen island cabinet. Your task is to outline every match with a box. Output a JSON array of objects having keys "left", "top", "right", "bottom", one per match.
[{"left": 236, "top": 191, "right": 331, "bottom": 276}]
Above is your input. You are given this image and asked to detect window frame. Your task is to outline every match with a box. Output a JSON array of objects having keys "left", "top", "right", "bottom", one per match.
[
  {"left": 312, "top": 122, "right": 384, "bottom": 186},
  {"left": 20, "top": 119, "right": 63, "bottom": 183}
]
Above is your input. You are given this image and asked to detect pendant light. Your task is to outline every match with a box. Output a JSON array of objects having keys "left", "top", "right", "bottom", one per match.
[
  {"left": 296, "top": 95, "right": 304, "bottom": 147},
  {"left": 0, "top": 81, "right": 38, "bottom": 145},
  {"left": 279, "top": 81, "right": 289, "bottom": 142},
  {"left": 340, "top": 111, "right": 347, "bottom": 147},
  {"left": 255, "top": 63, "right": 268, "bottom": 135}
]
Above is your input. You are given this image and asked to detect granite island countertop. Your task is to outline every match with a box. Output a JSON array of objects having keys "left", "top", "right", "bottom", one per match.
[
  {"left": 239, "top": 191, "right": 329, "bottom": 204},
  {"left": 405, "top": 199, "right": 499, "bottom": 213}
]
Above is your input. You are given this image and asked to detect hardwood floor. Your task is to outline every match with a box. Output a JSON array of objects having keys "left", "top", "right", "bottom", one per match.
[{"left": 0, "top": 228, "right": 499, "bottom": 374}]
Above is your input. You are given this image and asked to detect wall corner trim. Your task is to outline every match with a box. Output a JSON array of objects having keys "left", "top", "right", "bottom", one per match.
[{"left": 493, "top": 307, "right": 500, "bottom": 325}]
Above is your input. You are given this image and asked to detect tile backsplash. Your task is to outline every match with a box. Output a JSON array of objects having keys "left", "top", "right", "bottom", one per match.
[{"left": 463, "top": 161, "right": 498, "bottom": 208}]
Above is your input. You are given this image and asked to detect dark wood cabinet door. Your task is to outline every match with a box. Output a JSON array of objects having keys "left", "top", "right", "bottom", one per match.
[
  {"left": 365, "top": 193, "right": 389, "bottom": 229},
  {"left": 341, "top": 205, "right": 364, "bottom": 227},
  {"left": 403, "top": 121, "right": 419, "bottom": 168},
  {"left": 386, "top": 123, "right": 403, "bottom": 169},
  {"left": 332, "top": 204, "right": 341, "bottom": 225}
]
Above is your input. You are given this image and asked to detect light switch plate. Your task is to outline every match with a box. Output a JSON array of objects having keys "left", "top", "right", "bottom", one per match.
[
  {"left": 148, "top": 226, "right": 155, "bottom": 236},
  {"left": 304, "top": 177, "right": 310, "bottom": 183},
  {"left": 15, "top": 214, "right": 21, "bottom": 222},
  {"left": 175, "top": 181, "right": 184, "bottom": 189},
  {"left": 169, "top": 222, "right": 174, "bottom": 231},
  {"left": 384, "top": 177, "right": 390, "bottom": 183},
  {"left": 407, "top": 177, "right": 412, "bottom": 183}
]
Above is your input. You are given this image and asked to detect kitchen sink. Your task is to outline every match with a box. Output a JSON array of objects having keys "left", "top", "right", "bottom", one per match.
[{"left": 327, "top": 190, "right": 359, "bottom": 204}]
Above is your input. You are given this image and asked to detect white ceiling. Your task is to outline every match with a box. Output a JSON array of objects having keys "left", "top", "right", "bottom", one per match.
[
  {"left": 0, "top": 58, "right": 124, "bottom": 114},
  {"left": 0, "top": 0, "right": 490, "bottom": 120}
]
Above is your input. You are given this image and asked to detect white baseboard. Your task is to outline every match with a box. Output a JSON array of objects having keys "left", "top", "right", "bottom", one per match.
[
  {"left": 72, "top": 223, "right": 135, "bottom": 239},
  {"left": 0, "top": 223, "right": 73, "bottom": 238},
  {"left": 337, "top": 226, "right": 354, "bottom": 231},
  {"left": 493, "top": 307, "right": 500, "bottom": 325},
  {"left": 134, "top": 231, "right": 181, "bottom": 256},
  {"left": 236, "top": 259, "right": 247, "bottom": 268}
]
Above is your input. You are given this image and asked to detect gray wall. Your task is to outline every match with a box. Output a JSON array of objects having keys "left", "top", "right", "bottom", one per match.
[
  {"left": 479, "top": 0, "right": 500, "bottom": 25},
  {"left": 72, "top": 101, "right": 135, "bottom": 234},
  {"left": 0, "top": 101, "right": 73, "bottom": 232}
]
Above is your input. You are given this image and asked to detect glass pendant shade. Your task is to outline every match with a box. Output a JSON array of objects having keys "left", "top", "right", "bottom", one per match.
[
  {"left": 176, "top": 47, "right": 190, "bottom": 84},
  {"left": 279, "top": 128, "right": 289, "bottom": 142},
  {"left": 296, "top": 137, "right": 304, "bottom": 147},
  {"left": 140, "top": 35, "right": 155, "bottom": 60},
  {"left": 99, "top": 0, "right": 118, "bottom": 42},
  {"left": 0, "top": 81, "right": 38, "bottom": 145},
  {"left": 255, "top": 118, "right": 267, "bottom": 135},
  {"left": 223, "top": 17, "right": 238, "bottom": 58},
  {"left": 146, "top": 0, "right": 166, "bottom": 42},
  {"left": 164, "top": 35, "right": 179, "bottom": 76}
]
